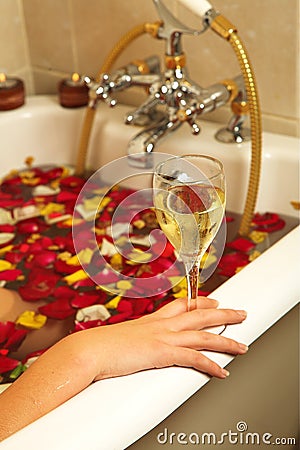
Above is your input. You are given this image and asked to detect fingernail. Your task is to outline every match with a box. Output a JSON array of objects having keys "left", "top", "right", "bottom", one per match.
[
  {"left": 221, "top": 369, "right": 230, "bottom": 378},
  {"left": 236, "top": 310, "right": 247, "bottom": 319},
  {"left": 238, "top": 343, "right": 248, "bottom": 353}
]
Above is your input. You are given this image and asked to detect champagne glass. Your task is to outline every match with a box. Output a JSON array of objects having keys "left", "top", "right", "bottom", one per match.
[{"left": 153, "top": 154, "right": 225, "bottom": 312}]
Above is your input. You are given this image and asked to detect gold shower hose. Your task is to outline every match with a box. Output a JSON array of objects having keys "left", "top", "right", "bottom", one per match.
[
  {"left": 210, "top": 15, "right": 262, "bottom": 236},
  {"left": 75, "top": 22, "right": 160, "bottom": 177}
]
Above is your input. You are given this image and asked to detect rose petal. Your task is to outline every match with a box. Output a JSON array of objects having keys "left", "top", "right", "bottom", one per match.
[
  {"left": 0, "top": 355, "right": 20, "bottom": 374},
  {"left": 75, "top": 304, "right": 111, "bottom": 322},
  {"left": 71, "top": 292, "right": 104, "bottom": 309},
  {"left": 17, "top": 219, "right": 47, "bottom": 235},
  {"left": 4, "top": 328, "right": 28, "bottom": 351},
  {"left": 0, "top": 322, "right": 15, "bottom": 345},
  {"left": 38, "top": 298, "right": 75, "bottom": 319},
  {"left": 0, "top": 224, "right": 15, "bottom": 234},
  {"left": 107, "top": 312, "right": 131, "bottom": 324},
  {"left": 16, "top": 311, "right": 47, "bottom": 330},
  {"left": 226, "top": 237, "right": 255, "bottom": 252},
  {"left": 0, "top": 233, "right": 15, "bottom": 247},
  {"left": 19, "top": 270, "right": 60, "bottom": 301},
  {"left": 218, "top": 252, "right": 249, "bottom": 277},
  {"left": 30, "top": 250, "right": 57, "bottom": 268},
  {"left": 0, "top": 269, "right": 23, "bottom": 282}
]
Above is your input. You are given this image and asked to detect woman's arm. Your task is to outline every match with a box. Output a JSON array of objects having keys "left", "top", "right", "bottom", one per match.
[{"left": 0, "top": 296, "right": 247, "bottom": 441}]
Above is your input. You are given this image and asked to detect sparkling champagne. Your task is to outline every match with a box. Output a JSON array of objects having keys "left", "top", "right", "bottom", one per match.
[{"left": 154, "top": 184, "right": 225, "bottom": 260}]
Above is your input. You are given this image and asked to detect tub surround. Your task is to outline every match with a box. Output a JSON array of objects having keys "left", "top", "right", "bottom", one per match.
[
  {"left": 1, "top": 226, "right": 299, "bottom": 450},
  {"left": 0, "top": 95, "right": 299, "bottom": 449}
]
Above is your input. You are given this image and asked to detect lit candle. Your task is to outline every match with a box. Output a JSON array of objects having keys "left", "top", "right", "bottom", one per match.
[
  {"left": 0, "top": 73, "right": 25, "bottom": 111},
  {"left": 58, "top": 73, "right": 89, "bottom": 108}
]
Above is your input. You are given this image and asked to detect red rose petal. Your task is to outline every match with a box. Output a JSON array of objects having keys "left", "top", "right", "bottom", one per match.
[
  {"left": 0, "top": 224, "right": 15, "bottom": 233},
  {"left": 56, "top": 191, "right": 78, "bottom": 203},
  {"left": 252, "top": 212, "right": 279, "bottom": 226},
  {"left": 38, "top": 298, "right": 75, "bottom": 320},
  {"left": 45, "top": 167, "right": 64, "bottom": 180},
  {"left": 72, "top": 278, "right": 97, "bottom": 288},
  {"left": 4, "top": 328, "right": 28, "bottom": 352},
  {"left": 70, "top": 292, "right": 101, "bottom": 308},
  {"left": 30, "top": 250, "right": 57, "bottom": 268},
  {"left": 54, "top": 259, "right": 81, "bottom": 275},
  {"left": 53, "top": 285, "right": 75, "bottom": 299},
  {"left": 132, "top": 298, "right": 154, "bottom": 315},
  {"left": 227, "top": 237, "right": 255, "bottom": 252},
  {"left": 0, "top": 355, "right": 20, "bottom": 374},
  {"left": 0, "top": 198, "right": 24, "bottom": 208},
  {"left": 218, "top": 252, "right": 249, "bottom": 277},
  {"left": 117, "top": 299, "right": 133, "bottom": 315},
  {"left": 0, "top": 269, "right": 23, "bottom": 282},
  {"left": 107, "top": 312, "right": 131, "bottom": 324},
  {"left": 19, "top": 270, "right": 60, "bottom": 301},
  {"left": 4, "top": 251, "right": 25, "bottom": 265},
  {"left": 0, "top": 322, "right": 15, "bottom": 345},
  {"left": 17, "top": 219, "right": 47, "bottom": 235}
]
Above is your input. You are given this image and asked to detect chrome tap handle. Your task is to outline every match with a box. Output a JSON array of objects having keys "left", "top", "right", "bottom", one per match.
[
  {"left": 152, "top": 0, "right": 207, "bottom": 55},
  {"left": 84, "top": 73, "right": 132, "bottom": 108}
]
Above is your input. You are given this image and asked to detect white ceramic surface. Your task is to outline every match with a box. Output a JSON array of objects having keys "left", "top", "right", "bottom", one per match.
[{"left": 0, "top": 96, "right": 299, "bottom": 449}]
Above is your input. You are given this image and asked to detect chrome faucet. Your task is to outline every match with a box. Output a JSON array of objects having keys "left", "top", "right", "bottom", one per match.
[
  {"left": 76, "top": 0, "right": 261, "bottom": 236},
  {"left": 83, "top": 0, "right": 249, "bottom": 168}
]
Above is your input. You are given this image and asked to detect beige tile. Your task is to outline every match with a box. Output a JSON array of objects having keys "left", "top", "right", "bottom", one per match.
[
  {"left": 32, "top": 67, "right": 64, "bottom": 95},
  {"left": 0, "top": 0, "right": 29, "bottom": 73},
  {"left": 1, "top": 0, "right": 299, "bottom": 137},
  {"left": 178, "top": 0, "right": 299, "bottom": 128},
  {"left": 14, "top": 66, "right": 34, "bottom": 96},
  {"left": 22, "top": 0, "right": 74, "bottom": 73},
  {"left": 71, "top": 0, "right": 162, "bottom": 77}
]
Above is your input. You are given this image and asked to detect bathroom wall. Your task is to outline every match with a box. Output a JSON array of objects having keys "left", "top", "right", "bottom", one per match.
[{"left": 0, "top": 0, "right": 299, "bottom": 137}]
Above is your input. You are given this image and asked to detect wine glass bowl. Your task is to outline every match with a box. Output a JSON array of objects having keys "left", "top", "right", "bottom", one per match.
[{"left": 153, "top": 154, "right": 226, "bottom": 312}]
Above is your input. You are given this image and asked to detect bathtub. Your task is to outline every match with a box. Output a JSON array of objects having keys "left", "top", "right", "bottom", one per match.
[{"left": 0, "top": 96, "right": 299, "bottom": 449}]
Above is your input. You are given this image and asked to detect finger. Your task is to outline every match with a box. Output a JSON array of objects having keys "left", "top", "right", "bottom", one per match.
[
  {"left": 167, "top": 308, "right": 247, "bottom": 332},
  {"left": 164, "top": 346, "right": 230, "bottom": 379},
  {"left": 164, "top": 330, "right": 248, "bottom": 355},
  {"left": 151, "top": 296, "right": 219, "bottom": 320}
]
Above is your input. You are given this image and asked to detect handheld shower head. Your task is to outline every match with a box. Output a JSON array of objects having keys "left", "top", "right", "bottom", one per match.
[{"left": 178, "top": 0, "right": 213, "bottom": 19}]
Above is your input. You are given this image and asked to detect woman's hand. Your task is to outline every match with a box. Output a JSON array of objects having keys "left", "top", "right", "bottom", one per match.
[
  {"left": 88, "top": 296, "right": 248, "bottom": 381},
  {"left": 0, "top": 296, "right": 248, "bottom": 441}
]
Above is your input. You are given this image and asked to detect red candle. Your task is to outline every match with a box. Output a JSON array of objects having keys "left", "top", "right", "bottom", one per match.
[
  {"left": 58, "top": 73, "right": 89, "bottom": 108},
  {"left": 0, "top": 73, "right": 25, "bottom": 111}
]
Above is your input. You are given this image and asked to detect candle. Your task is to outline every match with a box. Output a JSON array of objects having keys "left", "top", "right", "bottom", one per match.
[
  {"left": 0, "top": 73, "right": 25, "bottom": 111},
  {"left": 58, "top": 73, "right": 89, "bottom": 108}
]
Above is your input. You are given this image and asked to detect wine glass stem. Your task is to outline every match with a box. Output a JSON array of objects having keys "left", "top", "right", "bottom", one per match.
[{"left": 186, "top": 260, "right": 200, "bottom": 312}]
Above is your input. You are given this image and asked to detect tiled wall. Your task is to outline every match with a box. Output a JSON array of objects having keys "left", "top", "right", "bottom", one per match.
[{"left": 0, "top": 0, "right": 299, "bottom": 137}]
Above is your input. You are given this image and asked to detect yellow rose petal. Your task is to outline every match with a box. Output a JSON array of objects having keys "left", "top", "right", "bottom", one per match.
[
  {"left": 116, "top": 280, "right": 132, "bottom": 290},
  {"left": 110, "top": 253, "right": 123, "bottom": 267},
  {"left": 249, "top": 230, "right": 268, "bottom": 244},
  {"left": 39, "top": 202, "right": 65, "bottom": 216},
  {"left": 64, "top": 269, "right": 89, "bottom": 285},
  {"left": 0, "top": 245, "right": 14, "bottom": 255},
  {"left": 0, "top": 260, "right": 13, "bottom": 271},
  {"left": 249, "top": 250, "right": 261, "bottom": 262},
  {"left": 16, "top": 311, "right": 47, "bottom": 330},
  {"left": 173, "top": 288, "right": 187, "bottom": 298},
  {"left": 200, "top": 253, "right": 217, "bottom": 269},
  {"left": 127, "top": 249, "right": 152, "bottom": 263},
  {"left": 105, "top": 295, "right": 122, "bottom": 309}
]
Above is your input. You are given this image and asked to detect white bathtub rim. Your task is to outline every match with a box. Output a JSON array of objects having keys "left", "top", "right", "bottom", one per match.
[{"left": 1, "top": 225, "right": 299, "bottom": 450}]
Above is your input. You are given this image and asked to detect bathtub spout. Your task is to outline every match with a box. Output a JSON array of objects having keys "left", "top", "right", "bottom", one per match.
[{"left": 127, "top": 117, "right": 183, "bottom": 168}]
